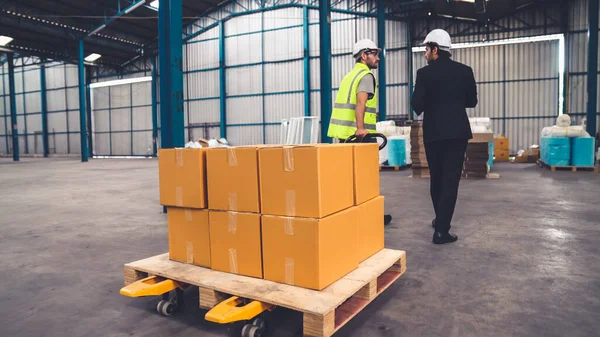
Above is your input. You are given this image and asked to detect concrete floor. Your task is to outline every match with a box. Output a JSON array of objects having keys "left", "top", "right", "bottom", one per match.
[{"left": 1, "top": 157, "right": 599, "bottom": 337}]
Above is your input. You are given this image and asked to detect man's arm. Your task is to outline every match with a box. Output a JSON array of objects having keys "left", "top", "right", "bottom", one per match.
[
  {"left": 466, "top": 67, "right": 478, "bottom": 108},
  {"left": 355, "top": 92, "right": 369, "bottom": 138},
  {"left": 411, "top": 69, "right": 426, "bottom": 116}
]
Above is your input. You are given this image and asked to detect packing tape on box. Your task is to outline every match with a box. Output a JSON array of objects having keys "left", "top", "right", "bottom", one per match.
[
  {"left": 284, "top": 217, "right": 294, "bottom": 235},
  {"left": 186, "top": 242, "right": 194, "bottom": 264},
  {"left": 227, "top": 147, "right": 238, "bottom": 167},
  {"left": 283, "top": 146, "right": 295, "bottom": 172},
  {"left": 175, "top": 148, "right": 184, "bottom": 167},
  {"left": 176, "top": 186, "right": 183, "bottom": 207},
  {"left": 228, "top": 212, "right": 237, "bottom": 234},
  {"left": 284, "top": 257, "right": 295, "bottom": 285},
  {"left": 285, "top": 190, "right": 296, "bottom": 216},
  {"left": 185, "top": 209, "right": 193, "bottom": 222},
  {"left": 228, "top": 248, "right": 238, "bottom": 274},
  {"left": 228, "top": 192, "right": 238, "bottom": 211}
]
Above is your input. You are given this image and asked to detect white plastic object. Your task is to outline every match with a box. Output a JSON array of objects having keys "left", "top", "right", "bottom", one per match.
[{"left": 556, "top": 114, "right": 571, "bottom": 128}]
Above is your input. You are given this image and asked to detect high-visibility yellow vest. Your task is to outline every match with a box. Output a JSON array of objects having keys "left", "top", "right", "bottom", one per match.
[{"left": 327, "top": 62, "right": 378, "bottom": 140}]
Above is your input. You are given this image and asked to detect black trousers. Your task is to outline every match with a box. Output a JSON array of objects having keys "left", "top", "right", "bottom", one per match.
[{"left": 424, "top": 139, "right": 468, "bottom": 233}]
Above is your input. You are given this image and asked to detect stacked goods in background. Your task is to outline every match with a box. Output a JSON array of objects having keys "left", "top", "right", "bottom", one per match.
[
  {"left": 158, "top": 143, "right": 385, "bottom": 291},
  {"left": 376, "top": 121, "right": 412, "bottom": 166},
  {"left": 537, "top": 114, "right": 596, "bottom": 166},
  {"left": 463, "top": 142, "right": 490, "bottom": 178},
  {"left": 494, "top": 135, "right": 510, "bottom": 162},
  {"left": 410, "top": 122, "right": 429, "bottom": 178}
]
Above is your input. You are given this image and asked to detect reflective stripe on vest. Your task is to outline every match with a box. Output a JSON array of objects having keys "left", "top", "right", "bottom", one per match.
[{"left": 327, "top": 63, "right": 378, "bottom": 140}]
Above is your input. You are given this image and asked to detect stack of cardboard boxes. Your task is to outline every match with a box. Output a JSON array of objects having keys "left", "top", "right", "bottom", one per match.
[
  {"left": 410, "top": 123, "right": 430, "bottom": 178},
  {"left": 493, "top": 135, "right": 510, "bottom": 162},
  {"left": 158, "top": 143, "right": 384, "bottom": 291}
]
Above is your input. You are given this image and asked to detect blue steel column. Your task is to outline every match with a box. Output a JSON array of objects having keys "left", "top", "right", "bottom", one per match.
[
  {"left": 158, "top": 0, "right": 184, "bottom": 148},
  {"left": 407, "top": 21, "right": 414, "bottom": 120},
  {"left": 377, "top": 0, "right": 387, "bottom": 121},
  {"left": 586, "top": 0, "right": 598, "bottom": 137},
  {"left": 151, "top": 56, "right": 158, "bottom": 156},
  {"left": 303, "top": 6, "right": 311, "bottom": 116},
  {"left": 40, "top": 60, "right": 49, "bottom": 157},
  {"left": 7, "top": 53, "right": 19, "bottom": 161},
  {"left": 78, "top": 40, "right": 89, "bottom": 162},
  {"left": 319, "top": 0, "right": 333, "bottom": 143},
  {"left": 219, "top": 20, "right": 227, "bottom": 138}
]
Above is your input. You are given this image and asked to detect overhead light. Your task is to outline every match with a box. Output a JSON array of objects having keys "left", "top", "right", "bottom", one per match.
[
  {"left": 0, "top": 35, "right": 14, "bottom": 46},
  {"left": 89, "top": 76, "right": 152, "bottom": 89},
  {"left": 84, "top": 53, "right": 102, "bottom": 62},
  {"left": 150, "top": 0, "right": 159, "bottom": 9}
]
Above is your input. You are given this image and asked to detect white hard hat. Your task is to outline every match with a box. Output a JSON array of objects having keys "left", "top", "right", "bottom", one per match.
[
  {"left": 353, "top": 39, "right": 380, "bottom": 57},
  {"left": 422, "top": 29, "right": 452, "bottom": 51}
]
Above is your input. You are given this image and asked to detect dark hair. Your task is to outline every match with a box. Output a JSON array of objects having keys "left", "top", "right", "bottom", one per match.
[{"left": 426, "top": 42, "right": 451, "bottom": 58}]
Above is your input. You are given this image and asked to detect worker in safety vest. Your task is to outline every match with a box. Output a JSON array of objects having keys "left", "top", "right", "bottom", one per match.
[
  {"left": 328, "top": 39, "right": 380, "bottom": 141},
  {"left": 328, "top": 39, "right": 392, "bottom": 226}
]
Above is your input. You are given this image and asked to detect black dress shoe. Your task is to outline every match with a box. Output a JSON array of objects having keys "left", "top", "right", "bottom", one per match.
[
  {"left": 432, "top": 231, "right": 458, "bottom": 244},
  {"left": 384, "top": 214, "right": 392, "bottom": 225},
  {"left": 432, "top": 219, "right": 436, "bottom": 228}
]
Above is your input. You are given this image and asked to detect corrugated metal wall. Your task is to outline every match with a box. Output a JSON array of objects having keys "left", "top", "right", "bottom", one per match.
[
  {"left": 0, "top": 59, "right": 80, "bottom": 156},
  {"left": 91, "top": 80, "right": 154, "bottom": 156},
  {"left": 567, "top": 0, "right": 600, "bottom": 131}
]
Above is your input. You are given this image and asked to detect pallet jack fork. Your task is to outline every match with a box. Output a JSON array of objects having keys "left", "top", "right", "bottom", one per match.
[{"left": 120, "top": 276, "right": 274, "bottom": 336}]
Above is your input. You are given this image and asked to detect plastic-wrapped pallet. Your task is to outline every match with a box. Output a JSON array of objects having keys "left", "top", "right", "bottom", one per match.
[
  {"left": 387, "top": 136, "right": 407, "bottom": 166},
  {"left": 570, "top": 137, "right": 595, "bottom": 166},
  {"left": 541, "top": 126, "right": 589, "bottom": 138},
  {"left": 540, "top": 137, "right": 570, "bottom": 166}
]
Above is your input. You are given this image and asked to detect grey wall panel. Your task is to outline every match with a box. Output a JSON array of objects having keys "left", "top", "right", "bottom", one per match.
[
  {"left": 570, "top": 0, "right": 589, "bottom": 31},
  {"left": 264, "top": 27, "right": 303, "bottom": 62},
  {"left": 24, "top": 68, "right": 41, "bottom": 92},
  {"left": 110, "top": 108, "right": 131, "bottom": 132},
  {"left": 17, "top": 115, "right": 25, "bottom": 133},
  {"left": 309, "top": 21, "right": 320, "bottom": 57},
  {"left": 52, "top": 134, "right": 68, "bottom": 154},
  {"left": 93, "top": 110, "right": 110, "bottom": 132},
  {"left": 355, "top": 17, "right": 377, "bottom": 42},
  {"left": 505, "top": 41, "right": 558, "bottom": 80},
  {"left": 186, "top": 39, "right": 219, "bottom": 70},
  {"left": 111, "top": 132, "right": 131, "bottom": 156},
  {"left": 225, "top": 34, "right": 262, "bottom": 66},
  {"left": 94, "top": 133, "right": 110, "bottom": 155},
  {"left": 264, "top": 93, "right": 304, "bottom": 123},
  {"left": 226, "top": 97, "right": 262, "bottom": 124},
  {"left": 26, "top": 114, "right": 42, "bottom": 133},
  {"left": 66, "top": 88, "right": 80, "bottom": 110},
  {"left": 64, "top": 65, "right": 79, "bottom": 87},
  {"left": 69, "top": 134, "right": 80, "bottom": 154},
  {"left": 14, "top": 71, "right": 23, "bottom": 93},
  {"left": 386, "top": 20, "right": 407, "bottom": 49},
  {"left": 109, "top": 85, "right": 131, "bottom": 108},
  {"left": 188, "top": 100, "right": 220, "bottom": 124},
  {"left": 0, "top": 137, "right": 8, "bottom": 154},
  {"left": 310, "top": 92, "right": 320, "bottom": 119},
  {"left": 386, "top": 50, "right": 408, "bottom": 85},
  {"left": 226, "top": 125, "right": 263, "bottom": 145},
  {"left": 24, "top": 92, "right": 41, "bottom": 113},
  {"left": 132, "top": 106, "right": 152, "bottom": 130},
  {"left": 226, "top": 66, "right": 262, "bottom": 95},
  {"left": 471, "top": 82, "right": 503, "bottom": 120},
  {"left": 569, "top": 75, "right": 587, "bottom": 114},
  {"left": 16, "top": 95, "right": 24, "bottom": 114},
  {"left": 331, "top": 55, "right": 354, "bottom": 89},
  {"left": 310, "top": 58, "right": 320, "bottom": 90},
  {"left": 264, "top": 61, "right": 303, "bottom": 93},
  {"left": 386, "top": 85, "right": 409, "bottom": 116},
  {"left": 131, "top": 82, "right": 152, "bottom": 106},
  {"left": 45, "top": 65, "right": 66, "bottom": 89},
  {"left": 132, "top": 131, "right": 153, "bottom": 156},
  {"left": 47, "top": 90, "right": 67, "bottom": 111},
  {"left": 264, "top": 124, "right": 281, "bottom": 144},
  {"left": 331, "top": 13, "right": 355, "bottom": 54},
  {"left": 187, "top": 71, "right": 220, "bottom": 98},
  {"left": 68, "top": 110, "right": 80, "bottom": 132},
  {"left": 505, "top": 80, "right": 559, "bottom": 118},
  {"left": 226, "top": 12, "right": 262, "bottom": 36},
  {"left": 263, "top": 7, "right": 302, "bottom": 30},
  {"left": 92, "top": 88, "right": 110, "bottom": 109},
  {"left": 47, "top": 112, "right": 67, "bottom": 132}
]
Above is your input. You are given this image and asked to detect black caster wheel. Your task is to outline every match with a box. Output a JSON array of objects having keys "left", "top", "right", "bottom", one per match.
[
  {"left": 241, "top": 323, "right": 264, "bottom": 337},
  {"left": 227, "top": 321, "right": 248, "bottom": 337},
  {"left": 157, "top": 300, "right": 176, "bottom": 316},
  {"left": 252, "top": 316, "right": 266, "bottom": 331}
]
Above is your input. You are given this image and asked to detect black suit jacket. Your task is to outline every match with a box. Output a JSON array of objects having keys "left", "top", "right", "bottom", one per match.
[{"left": 411, "top": 57, "right": 478, "bottom": 143}]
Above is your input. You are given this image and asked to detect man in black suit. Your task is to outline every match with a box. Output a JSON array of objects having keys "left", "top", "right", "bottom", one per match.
[{"left": 411, "top": 29, "right": 478, "bottom": 245}]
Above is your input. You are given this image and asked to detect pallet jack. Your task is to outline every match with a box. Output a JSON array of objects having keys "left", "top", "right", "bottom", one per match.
[{"left": 120, "top": 133, "right": 391, "bottom": 336}]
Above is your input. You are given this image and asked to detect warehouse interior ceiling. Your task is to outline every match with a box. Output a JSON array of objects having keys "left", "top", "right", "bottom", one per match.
[{"left": 0, "top": 0, "right": 225, "bottom": 67}]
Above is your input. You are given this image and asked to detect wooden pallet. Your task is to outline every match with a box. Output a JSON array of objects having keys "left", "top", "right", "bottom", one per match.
[
  {"left": 123, "top": 248, "right": 406, "bottom": 337},
  {"left": 380, "top": 164, "right": 412, "bottom": 171},
  {"left": 463, "top": 172, "right": 500, "bottom": 179},
  {"left": 537, "top": 160, "right": 599, "bottom": 172}
]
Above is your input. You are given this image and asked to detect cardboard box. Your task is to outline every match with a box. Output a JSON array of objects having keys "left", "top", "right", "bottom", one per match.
[
  {"left": 258, "top": 144, "right": 354, "bottom": 218},
  {"left": 209, "top": 211, "right": 262, "bottom": 278},
  {"left": 494, "top": 151, "right": 510, "bottom": 162},
  {"left": 352, "top": 143, "right": 380, "bottom": 205},
  {"left": 356, "top": 196, "right": 385, "bottom": 263},
  {"left": 469, "top": 132, "right": 494, "bottom": 143},
  {"left": 159, "top": 148, "right": 208, "bottom": 209},
  {"left": 168, "top": 207, "right": 211, "bottom": 267},
  {"left": 494, "top": 136, "right": 510, "bottom": 150},
  {"left": 207, "top": 147, "right": 260, "bottom": 213},
  {"left": 261, "top": 207, "right": 359, "bottom": 290}
]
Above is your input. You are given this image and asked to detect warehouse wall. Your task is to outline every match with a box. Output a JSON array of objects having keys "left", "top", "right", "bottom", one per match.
[{"left": 0, "top": 58, "right": 81, "bottom": 156}]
